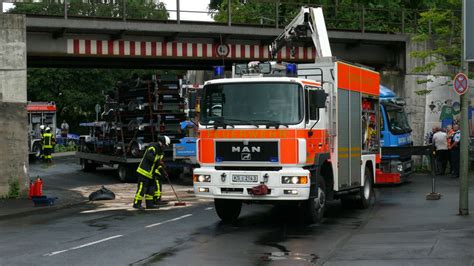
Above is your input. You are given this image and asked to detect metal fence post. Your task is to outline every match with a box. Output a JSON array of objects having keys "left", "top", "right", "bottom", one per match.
[
  {"left": 123, "top": 0, "right": 126, "bottom": 21},
  {"left": 401, "top": 9, "right": 405, "bottom": 33},
  {"left": 176, "top": 0, "right": 180, "bottom": 24},
  {"left": 275, "top": 0, "right": 279, "bottom": 28},
  {"left": 227, "top": 0, "right": 231, "bottom": 26},
  {"left": 64, "top": 0, "right": 68, "bottom": 20}
]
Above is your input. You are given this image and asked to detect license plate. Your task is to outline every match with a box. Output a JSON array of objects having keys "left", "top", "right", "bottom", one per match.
[{"left": 232, "top": 175, "right": 258, "bottom": 183}]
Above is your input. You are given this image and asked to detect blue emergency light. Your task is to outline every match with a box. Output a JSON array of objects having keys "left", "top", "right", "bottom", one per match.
[
  {"left": 214, "top": 66, "right": 225, "bottom": 78},
  {"left": 286, "top": 63, "right": 297, "bottom": 76}
]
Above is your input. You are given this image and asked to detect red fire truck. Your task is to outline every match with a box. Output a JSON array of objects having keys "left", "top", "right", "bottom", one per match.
[
  {"left": 27, "top": 102, "right": 57, "bottom": 159},
  {"left": 193, "top": 7, "right": 381, "bottom": 223}
]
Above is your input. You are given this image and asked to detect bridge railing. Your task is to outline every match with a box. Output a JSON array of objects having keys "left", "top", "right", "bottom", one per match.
[{"left": 5, "top": 0, "right": 445, "bottom": 34}]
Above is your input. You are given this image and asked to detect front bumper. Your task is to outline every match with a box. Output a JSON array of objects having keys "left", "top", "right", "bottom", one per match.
[{"left": 193, "top": 167, "right": 311, "bottom": 201}]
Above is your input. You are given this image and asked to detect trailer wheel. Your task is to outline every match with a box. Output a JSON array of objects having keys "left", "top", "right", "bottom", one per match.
[
  {"left": 303, "top": 177, "right": 326, "bottom": 224},
  {"left": 214, "top": 199, "right": 242, "bottom": 223},
  {"left": 32, "top": 142, "right": 42, "bottom": 159},
  {"left": 118, "top": 164, "right": 137, "bottom": 183},
  {"left": 358, "top": 165, "right": 374, "bottom": 209},
  {"left": 81, "top": 159, "right": 96, "bottom": 172}
]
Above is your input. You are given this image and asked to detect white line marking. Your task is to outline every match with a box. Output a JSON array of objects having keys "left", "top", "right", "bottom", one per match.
[
  {"left": 205, "top": 207, "right": 214, "bottom": 210},
  {"left": 44, "top": 235, "right": 123, "bottom": 256},
  {"left": 145, "top": 214, "right": 193, "bottom": 228}
]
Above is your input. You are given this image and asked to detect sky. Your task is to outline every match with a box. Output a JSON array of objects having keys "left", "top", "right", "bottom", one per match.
[{"left": 3, "top": 0, "right": 214, "bottom": 21}]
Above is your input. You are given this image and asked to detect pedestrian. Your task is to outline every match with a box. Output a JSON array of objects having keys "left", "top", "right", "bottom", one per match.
[
  {"left": 61, "top": 120, "right": 69, "bottom": 141},
  {"left": 133, "top": 135, "right": 171, "bottom": 209},
  {"left": 432, "top": 126, "right": 448, "bottom": 175},
  {"left": 449, "top": 124, "right": 461, "bottom": 178},
  {"left": 42, "top": 127, "right": 54, "bottom": 163},
  {"left": 446, "top": 124, "right": 455, "bottom": 173}
]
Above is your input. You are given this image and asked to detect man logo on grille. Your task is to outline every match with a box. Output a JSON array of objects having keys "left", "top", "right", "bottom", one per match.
[{"left": 241, "top": 153, "right": 251, "bottom": 160}]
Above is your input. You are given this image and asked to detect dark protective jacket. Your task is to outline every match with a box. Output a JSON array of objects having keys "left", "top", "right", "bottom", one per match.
[
  {"left": 137, "top": 143, "right": 164, "bottom": 179},
  {"left": 42, "top": 133, "right": 53, "bottom": 149}
]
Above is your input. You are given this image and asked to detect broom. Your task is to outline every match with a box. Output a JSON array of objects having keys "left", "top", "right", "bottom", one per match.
[{"left": 161, "top": 166, "right": 187, "bottom": 206}]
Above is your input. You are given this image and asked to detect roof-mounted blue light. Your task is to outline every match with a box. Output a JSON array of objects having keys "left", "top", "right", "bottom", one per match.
[
  {"left": 286, "top": 63, "right": 297, "bottom": 76},
  {"left": 214, "top": 66, "right": 225, "bottom": 78}
]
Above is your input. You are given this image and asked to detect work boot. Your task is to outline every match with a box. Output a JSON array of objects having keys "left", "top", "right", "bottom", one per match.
[
  {"left": 153, "top": 196, "right": 162, "bottom": 205},
  {"left": 133, "top": 200, "right": 144, "bottom": 210},
  {"left": 146, "top": 200, "right": 159, "bottom": 209}
]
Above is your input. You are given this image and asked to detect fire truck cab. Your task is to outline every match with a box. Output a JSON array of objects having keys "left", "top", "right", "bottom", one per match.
[{"left": 194, "top": 59, "right": 380, "bottom": 223}]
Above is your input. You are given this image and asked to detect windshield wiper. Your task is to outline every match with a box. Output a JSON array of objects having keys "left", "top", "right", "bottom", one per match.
[
  {"left": 224, "top": 118, "right": 258, "bottom": 128},
  {"left": 249, "top": 120, "right": 289, "bottom": 129}
]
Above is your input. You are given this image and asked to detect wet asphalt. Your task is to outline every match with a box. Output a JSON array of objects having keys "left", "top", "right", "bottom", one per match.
[{"left": 1, "top": 157, "right": 474, "bottom": 265}]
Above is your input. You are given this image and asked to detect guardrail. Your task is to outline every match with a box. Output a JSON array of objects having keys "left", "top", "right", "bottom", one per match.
[{"left": 3, "top": 0, "right": 459, "bottom": 34}]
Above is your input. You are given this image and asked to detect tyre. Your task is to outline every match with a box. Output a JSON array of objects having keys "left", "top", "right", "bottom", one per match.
[
  {"left": 118, "top": 164, "right": 137, "bottom": 183},
  {"left": 303, "top": 177, "right": 326, "bottom": 224},
  {"left": 214, "top": 199, "right": 242, "bottom": 223},
  {"left": 32, "top": 142, "right": 42, "bottom": 159},
  {"left": 358, "top": 165, "right": 374, "bottom": 209},
  {"left": 81, "top": 159, "right": 96, "bottom": 172},
  {"left": 130, "top": 142, "right": 141, "bottom": 158}
]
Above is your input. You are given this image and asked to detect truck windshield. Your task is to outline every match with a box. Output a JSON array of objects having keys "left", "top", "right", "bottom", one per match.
[
  {"left": 200, "top": 82, "right": 303, "bottom": 126},
  {"left": 385, "top": 105, "right": 412, "bottom": 135}
]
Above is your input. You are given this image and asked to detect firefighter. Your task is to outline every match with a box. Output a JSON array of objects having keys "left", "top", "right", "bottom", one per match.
[
  {"left": 42, "top": 127, "right": 54, "bottom": 163},
  {"left": 133, "top": 135, "right": 171, "bottom": 209},
  {"left": 39, "top": 125, "right": 45, "bottom": 159},
  {"left": 152, "top": 135, "right": 171, "bottom": 205}
]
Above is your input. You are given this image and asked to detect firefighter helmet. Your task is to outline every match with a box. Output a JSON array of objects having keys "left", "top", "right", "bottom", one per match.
[
  {"left": 40, "top": 125, "right": 45, "bottom": 130},
  {"left": 158, "top": 135, "right": 171, "bottom": 147},
  {"left": 45, "top": 127, "right": 51, "bottom": 132}
]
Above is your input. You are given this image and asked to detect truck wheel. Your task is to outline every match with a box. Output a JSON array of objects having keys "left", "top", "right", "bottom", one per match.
[
  {"left": 32, "top": 142, "right": 43, "bottom": 159},
  {"left": 358, "top": 166, "right": 374, "bottom": 209},
  {"left": 214, "top": 199, "right": 242, "bottom": 223},
  {"left": 81, "top": 159, "right": 96, "bottom": 172},
  {"left": 304, "top": 177, "right": 326, "bottom": 224},
  {"left": 118, "top": 164, "right": 137, "bottom": 183}
]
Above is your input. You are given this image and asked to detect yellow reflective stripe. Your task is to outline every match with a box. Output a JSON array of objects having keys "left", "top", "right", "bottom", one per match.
[
  {"left": 145, "top": 194, "right": 153, "bottom": 200},
  {"left": 154, "top": 179, "right": 161, "bottom": 197},
  {"left": 137, "top": 168, "right": 153, "bottom": 178},
  {"left": 135, "top": 182, "right": 144, "bottom": 202}
]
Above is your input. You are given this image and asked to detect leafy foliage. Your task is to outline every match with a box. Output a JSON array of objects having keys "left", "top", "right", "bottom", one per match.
[
  {"left": 26, "top": 69, "right": 159, "bottom": 133},
  {"left": 9, "top": 0, "right": 169, "bottom": 20},
  {"left": 7, "top": 179, "right": 20, "bottom": 199}
]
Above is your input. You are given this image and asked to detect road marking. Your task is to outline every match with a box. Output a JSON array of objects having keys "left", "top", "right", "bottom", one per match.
[
  {"left": 145, "top": 214, "right": 193, "bottom": 228},
  {"left": 205, "top": 207, "right": 214, "bottom": 210},
  {"left": 44, "top": 235, "right": 123, "bottom": 256}
]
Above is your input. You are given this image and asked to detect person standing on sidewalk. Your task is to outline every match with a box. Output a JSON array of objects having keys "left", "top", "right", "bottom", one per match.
[
  {"left": 449, "top": 124, "right": 461, "bottom": 178},
  {"left": 133, "top": 135, "right": 170, "bottom": 209},
  {"left": 432, "top": 126, "right": 448, "bottom": 175},
  {"left": 446, "top": 124, "right": 455, "bottom": 173}
]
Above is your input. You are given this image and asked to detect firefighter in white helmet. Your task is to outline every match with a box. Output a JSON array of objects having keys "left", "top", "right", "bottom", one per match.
[
  {"left": 133, "top": 135, "right": 171, "bottom": 209},
  {"left": 42, "top": 127, "right": 55, "bottom": 163}
]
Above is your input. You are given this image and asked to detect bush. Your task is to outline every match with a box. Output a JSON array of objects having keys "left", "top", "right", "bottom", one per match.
[
  {"left": 7, "top": 179, "right": 20, "bottom": 199},
  {"left": 54, "top": 144, "right": 77, "bottom": 153}
]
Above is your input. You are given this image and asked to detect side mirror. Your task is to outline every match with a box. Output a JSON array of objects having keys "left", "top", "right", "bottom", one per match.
[{"left": 310, "top": 90, "right": 327, "bottom": 108}]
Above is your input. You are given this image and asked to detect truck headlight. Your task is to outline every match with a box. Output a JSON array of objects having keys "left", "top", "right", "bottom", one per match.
[
  {"left": 397, "top": 165, "right": 404, "bottom": 172},
  {"left": 282, "top": 176, "right": 308, "bottom": 184},
  {"left": 193, "top": 174, "right": 211, "bottom": 182}
]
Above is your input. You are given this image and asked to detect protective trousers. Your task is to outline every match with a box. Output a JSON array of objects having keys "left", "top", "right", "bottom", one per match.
[
  {"left": 43, "top": 147, "right": 52, "bottom": 162},
  {"left": 134, "top": 174, "right": 154, "bottom": 205},
  {"left": 151, "top": 173, "right": 162, "bottom": 203}
]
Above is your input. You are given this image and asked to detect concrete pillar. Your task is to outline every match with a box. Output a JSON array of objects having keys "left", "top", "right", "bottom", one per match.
[{"left": 0, "top": 14, "right": 28, "bottom": 197}]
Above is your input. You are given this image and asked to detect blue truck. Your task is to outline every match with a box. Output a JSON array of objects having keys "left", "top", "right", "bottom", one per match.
[{"left": 378, "top": 85, "right": 413, "bottom": 183}]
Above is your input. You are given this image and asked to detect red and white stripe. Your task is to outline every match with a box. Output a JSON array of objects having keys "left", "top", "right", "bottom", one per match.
[{"left": 67, "top": 39, "right": 316, "bottom": 61}]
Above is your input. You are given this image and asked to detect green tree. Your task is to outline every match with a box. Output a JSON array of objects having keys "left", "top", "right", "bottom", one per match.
[
  {"left": 409, "top": 0, "right": 467, "bottom": 94},
  {"left": 9, "top": 0, "right": 169, "bottom": 20},
  {"left": 26, "top": 69, "right": 161, "bottom": 133}
]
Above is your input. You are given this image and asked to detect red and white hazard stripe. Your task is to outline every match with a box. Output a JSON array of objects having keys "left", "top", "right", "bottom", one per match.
[{"left": 67, "top": 39, "right": 316, "bottom": 61}]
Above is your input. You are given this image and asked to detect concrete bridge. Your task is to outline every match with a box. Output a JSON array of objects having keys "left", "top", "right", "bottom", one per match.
[{"left": 26, "top": 15, "right": 409, "bottom": 70}]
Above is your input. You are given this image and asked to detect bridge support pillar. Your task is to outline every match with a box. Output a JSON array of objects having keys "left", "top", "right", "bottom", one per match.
[{"left": 0, "top": 14, "right": 28, "bottom": 198}]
